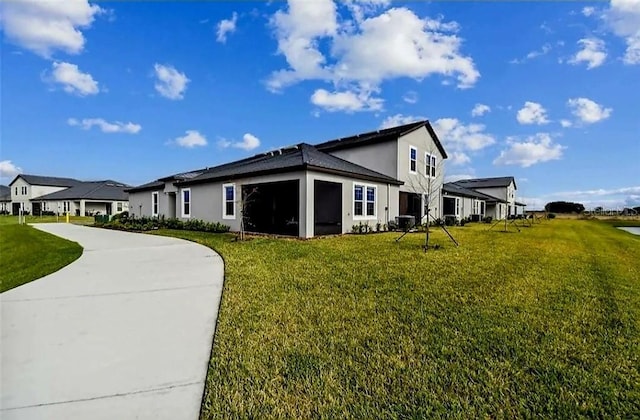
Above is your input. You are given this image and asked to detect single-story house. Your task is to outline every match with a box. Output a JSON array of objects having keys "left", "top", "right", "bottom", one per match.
[
  {"left": 442, "top": 182, "right": 500, "bottom": 221},
  {"left": 8, "top": 174, "right": 129, "bottom": 216}
]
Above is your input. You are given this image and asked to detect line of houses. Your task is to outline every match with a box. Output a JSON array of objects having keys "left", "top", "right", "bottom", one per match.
[{"left": 1, "top": 121, "right": 526, "bottom": 237}]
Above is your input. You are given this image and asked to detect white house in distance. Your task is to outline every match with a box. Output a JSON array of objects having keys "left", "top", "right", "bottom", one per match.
[
  {"left": 0, "top": 185, "right": 11, "bottom": 213},
  {"left": 8, "top": 174, "right": 130, "bottom": 216},
  {"left": 127, "top": 121, "right": 523, "bottom": 238},
  {"left": 449, "top": 177, "right": 524, "bottom": 220}
]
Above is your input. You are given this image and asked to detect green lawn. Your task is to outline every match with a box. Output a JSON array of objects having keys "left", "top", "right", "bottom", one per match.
[
  {"left": 153, "top": 219, "right": 640, "bottom": 418},
  {"left": 0, "top": 217, "right": 83, "bottom": 292}
]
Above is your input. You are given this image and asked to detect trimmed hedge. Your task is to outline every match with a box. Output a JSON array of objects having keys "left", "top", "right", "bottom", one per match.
[{"left": 96, "top": 214, "right": 230, "bottom": 233}]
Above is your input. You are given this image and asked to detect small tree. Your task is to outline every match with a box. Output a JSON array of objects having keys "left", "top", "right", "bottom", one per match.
[{"left": 238, "top": 186, "right": 258, "bottom": 241}]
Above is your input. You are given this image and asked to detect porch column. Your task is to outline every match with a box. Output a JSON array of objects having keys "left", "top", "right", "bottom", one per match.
[{"left": 80, "top": 200, "right": 86, "bottom": 216}]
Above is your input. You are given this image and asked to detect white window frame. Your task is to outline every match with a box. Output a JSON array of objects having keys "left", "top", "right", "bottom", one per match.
[
  {"left": 353, "top": 183, "right": 377, "bottom": 220},
  {"left": 455, "top": 197, "right": 461, "bottom": 216},
  {"left": 151, "top": 192, "right": 159, "bottom": 217},
  {"left": 117, "top": 202, "right": 123, "bottom": 212},
  {"left": 181, "top": 188, "right": 191, "bottom": 218},
  {"left": 426, "top": 153, "right": 436, "bottom": 178},
  {"left": 409, "top": 146, "right": 417, "bottom": 174},
  {"left": 222, "top": 183, "right": 236, "bottom": 220}
]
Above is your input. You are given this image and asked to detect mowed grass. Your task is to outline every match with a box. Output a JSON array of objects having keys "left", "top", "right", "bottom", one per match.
[
  {"left": 156, "top": 219, "right": 640, "bottom": 418},
  {"left": 0, "top": 216, "right": 83, "bottom": 292}
]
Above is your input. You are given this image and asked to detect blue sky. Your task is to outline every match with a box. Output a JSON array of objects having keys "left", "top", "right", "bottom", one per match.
[{"left": 1, "top": 0, "right": 638, "bottom": 209}]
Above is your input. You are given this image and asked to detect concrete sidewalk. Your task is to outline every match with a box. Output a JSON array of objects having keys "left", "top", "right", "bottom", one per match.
[{"left": 1, "top": 224, "right": 224, "bottom": 420}]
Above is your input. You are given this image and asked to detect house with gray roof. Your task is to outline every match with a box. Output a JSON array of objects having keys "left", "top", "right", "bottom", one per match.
[
  {"left": 127, "top": 121, "right": 447, "bottom": 238},
  {"left": 8, "top": 175, "right": 130, "bottom": 216},
  {"left": 451, "top": 176, "right": 520, "bottom": 220}
]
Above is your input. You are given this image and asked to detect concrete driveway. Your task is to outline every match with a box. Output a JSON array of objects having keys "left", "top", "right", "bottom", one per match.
[{"left": 1, "top": 224, "right": 224, "bottom": 420}]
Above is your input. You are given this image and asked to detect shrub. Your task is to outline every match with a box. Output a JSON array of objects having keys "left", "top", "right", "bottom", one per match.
[{"left": 96, "top": 216, "right": 229, "bottom": 234}]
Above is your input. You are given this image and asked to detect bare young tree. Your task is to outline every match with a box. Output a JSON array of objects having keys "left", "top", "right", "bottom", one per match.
[
  {"left": 401, "top": 142, "right": 458, "bottom": 250},
  {"left": 237, "top": 186, "right": 258, "bottom": 241}
]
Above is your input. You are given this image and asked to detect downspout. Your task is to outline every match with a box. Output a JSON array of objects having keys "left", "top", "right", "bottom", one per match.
[{"left": 386, "top": 183, "right": 390, "bottom": 224}]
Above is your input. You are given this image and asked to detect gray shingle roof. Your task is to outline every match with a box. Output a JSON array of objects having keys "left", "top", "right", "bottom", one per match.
[
  {"left": 442, "top": 182, "right": 502, "bottom": 201},
  {"left": 179, "top": 143, "right": 403, "bottom": 186},
  {"left": 0, "top": 185, "right": 10, "bottom": 202},
  {"left": 125, "top": 180, "right": 166, "bottom": 193},
  {"left": 10, "top": 174, "right": 82, "bottom": 187},
  {"left": 453, "top": 176, "right": 516, "bottom": 189},
  {"left": 315, "top": 120, "right": 448, "bottom": 159},
  {"left": 35, "top": 180, "right": 130, "bottom": 201}
]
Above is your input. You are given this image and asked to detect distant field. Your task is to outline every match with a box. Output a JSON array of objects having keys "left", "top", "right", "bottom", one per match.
[
  {"left": 152, "top": 218, "right": 640, "bottom": 418},
  {"left": 0, "top": 217, "right": 83, "bottom": 292}
]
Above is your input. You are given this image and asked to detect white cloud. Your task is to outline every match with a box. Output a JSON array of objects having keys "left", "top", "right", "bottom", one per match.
[
  {"left": 493, "top": 133, "right": 565, "bottom": 167},
  {"left": 402, "top": 90, "right": 418, "bottom": 104},
  {"left": 516, "top": 101, "right": 549, "bottom": 125},
  {"left": 560, "top": 119, "right": 573, "bottom": 128},
  {"left": 216, "top": 12, "right": 238, "bottom": 43},
  {"left": 582, "top": 6, "right": 596, "bottom": 17},
  {"left": 218, "top": 133, "right": 261, "bottom": 151},
  {"left": 379, "top": 114, "right": 426, "bottom": 129},
  {"left": 554, "top": 186, "right": 640, "bottom": 197},
  {"left": 0, "top": 160, "right": 23, "bottom": 178},
  {"left": 153, "top": 64, "right": 189, "bottom": 100},
  {"left": 604, "top": 0, "right": 640, "bottom": 64},
  {"left": 267, "top": 2, "right": 479, "bottom": 97},
  {"left": 312, "top": 88, "right": 383, "bottom": 112},
  {"left": 0, "top": 0, "right": 103, "bottom": 58},
  {"left": 171, "top": 130, "right": 207, "bottom": 148},
  {"left": 471, "top": 103, "right": 491, "bottom": 117},
  {"left": 510, "top": 43, "right": 552, "bottom": 64},
  {"left": 449, "top": 151, "right": 471, "bottom": 166},
  {"left": 67, "top": 118, "right": 141, "bottom": 134},
  {"left": 47, "top": 61, "right": 99, "bottom": 96},
  {"left": 432, "top": 118, "right": 496, "bottom": 151},
  {"left": 567, "top": 97, "right": 612, "bottom": 124},
  {"left": 569, "top": 38, "right": 607, "bottom": 69}
]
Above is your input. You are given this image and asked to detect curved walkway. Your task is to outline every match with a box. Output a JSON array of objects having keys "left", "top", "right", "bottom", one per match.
[{"left": 1, "top": 224, "right": 224, "bottom": 420}]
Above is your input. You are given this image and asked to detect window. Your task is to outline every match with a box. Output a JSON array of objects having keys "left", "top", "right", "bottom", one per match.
[
  {"left": 152, "top": 192, "right": 159, "bottom": 217},
  {"left": 63, "top": 201, "right": 70, "bottom": 212},
  {"left": 181, "top": 188, "right": 191, "bottom": 217},
  {"left": 354, "top": 183, "right": 376, "bottom": 219},
  {"left": 409, "top": 146, "right": 417, "bottom": 173},
  {"left": 222, "top": 183, "right": 235, "bottom": 219},
  {"left": 455, "top": 198, "right": 460, "bottom": 216},
  {"left": 426, "top": 153, "right": 437, "bottom": 177},
  {"left": 15, "top": 187, "right": 18, "bottom": 195},
  {"left": 117, "top": 202, "right": 123, "bottom": 212}
]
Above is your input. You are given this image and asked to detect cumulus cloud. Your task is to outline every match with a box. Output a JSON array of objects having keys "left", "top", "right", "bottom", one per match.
[
  {"left": 567, "top": 97, "right": 612, "bottom": 124},
  {"left": 311, "top": 88, "right": 383, "bottom": 112},
  {"left": 171, "top": 130, "right": 207, "bottom": 148},
  {"left": 582, "top": 6, "right": 596, "bottom": 17},
  {"left": 604, "top": 0, "right": 640, "bottom": 64},
  {"left": 46, "top": 61, "right": 99, "bottom": 96},
  {"left": 380, "top": 114, "right": 426, "bottom": 129},
  {"left": 153, "top": 64, "right": 189, "bottom": 100},
  {"left": 569, "top": 38, "right": 607, "bottom": 69},
  {"left": 0, "top": 160, "right": 23, "bottom": 178},
  {"left": 216, "top": 12, "right": 238, "bottom": 43},
  {"left": 67, "top": 118, "right": 141, "bottom": 134},
  {"left": 432, "top": 118, "right": 496, "bottom": 151},
  {"left": 560, "top": 119, "right": 573, "bottom": 128},
  {"left": 471, "top": 103, "right": 491, "bottom": 117},
  {"left": 0, "top": 0, "right": 104, "bottom": 58},
  {"left": 218, "top": 133, "right": 261, "bottom": 151},
  {"left": 449, "top": 151, "right": 471, "bottom": 166},
  {"left": 267, "top": 1, "right": 479, "bottom": 99},
  {"left": 493, "top": 133, "right": 565, "bottom": 167},
  {"left": 516, "top": 101, "right": 549, "bottom": 125}
]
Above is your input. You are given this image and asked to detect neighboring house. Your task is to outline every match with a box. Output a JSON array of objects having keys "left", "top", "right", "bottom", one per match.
[
  {"left": 442, "top": 182, "right": 493, "bottom": 221},
  {"left": 8, "top": 175, "right": 129, "bottom": 216},
  {"left": 0, "top": 185, "right": 11, "bottom": 213},
  {"left": 452, "top": 177, "right": 518, "bottom": 220}
]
